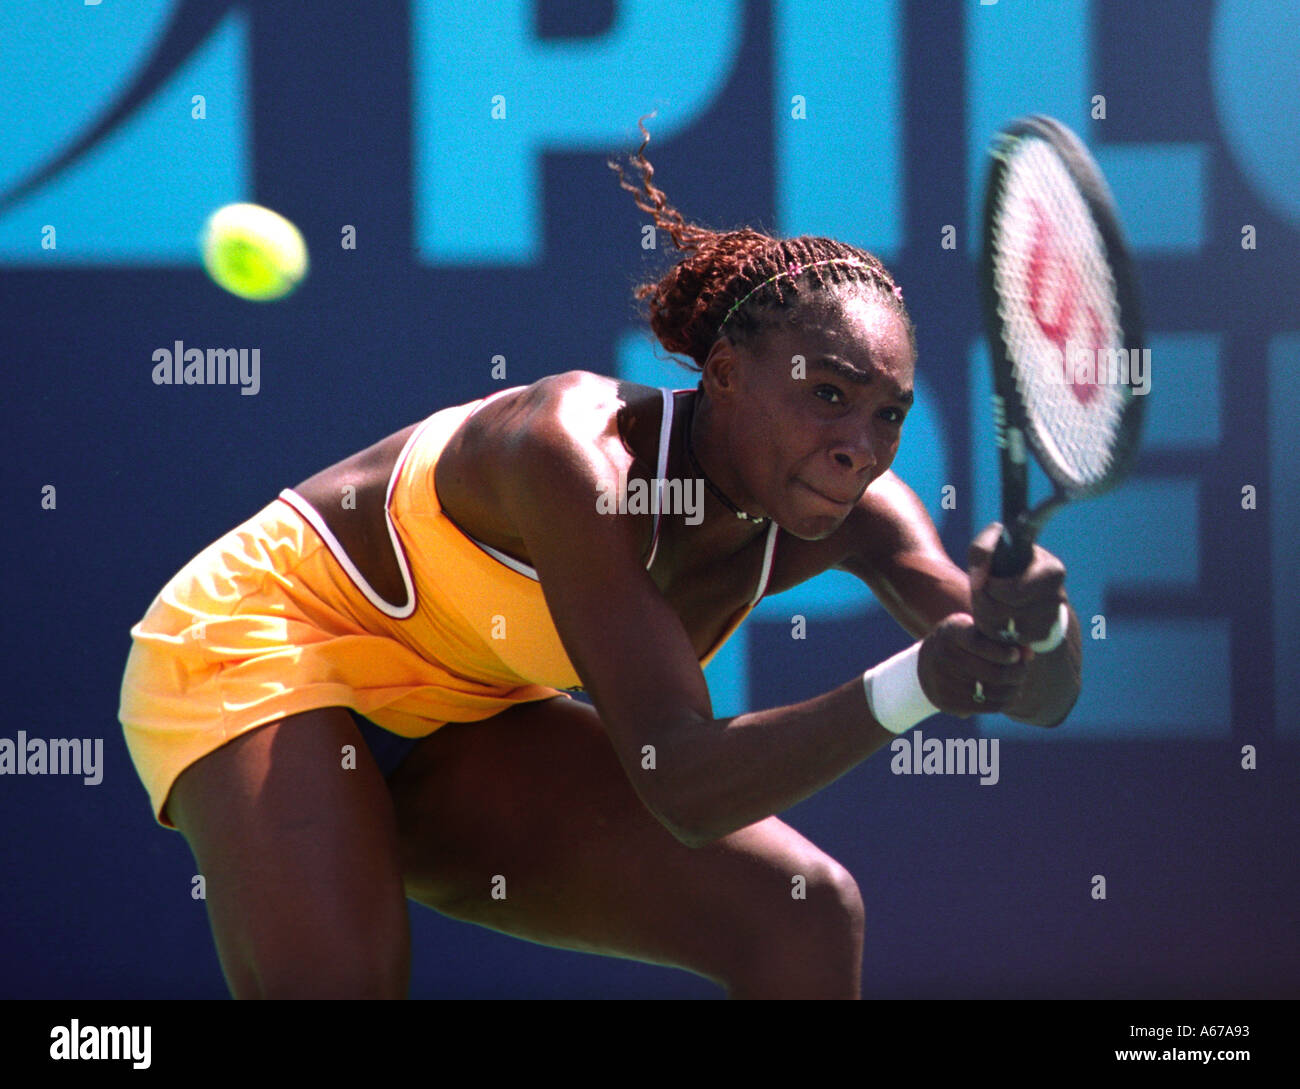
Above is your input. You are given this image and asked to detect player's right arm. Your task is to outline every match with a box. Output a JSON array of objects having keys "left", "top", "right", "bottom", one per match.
[{"left": 500, "top": 390, "right": 1025, "bottom": 847}]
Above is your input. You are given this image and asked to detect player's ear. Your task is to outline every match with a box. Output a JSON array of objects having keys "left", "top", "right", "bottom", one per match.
[{"left": 702, "top": 335, "right": 752, "bottom": 397}]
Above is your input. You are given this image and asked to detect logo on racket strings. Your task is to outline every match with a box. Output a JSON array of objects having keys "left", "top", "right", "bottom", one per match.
[{"left": 1026, "top": 200, "right": 1104, "bottom": 406}]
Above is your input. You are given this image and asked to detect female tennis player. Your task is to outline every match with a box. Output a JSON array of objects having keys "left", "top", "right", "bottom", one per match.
[{"left": 118, "top": 125, "right": 1080, "bottom": 999}]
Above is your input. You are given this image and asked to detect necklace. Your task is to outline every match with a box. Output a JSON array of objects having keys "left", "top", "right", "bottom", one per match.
[{"left": 684, "top": 390, "right": 768, "bottom": 525}]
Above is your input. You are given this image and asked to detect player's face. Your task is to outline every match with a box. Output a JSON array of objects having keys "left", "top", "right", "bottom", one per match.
[{"left": 723, "top": 293, "right": 916, "bottom": 540}]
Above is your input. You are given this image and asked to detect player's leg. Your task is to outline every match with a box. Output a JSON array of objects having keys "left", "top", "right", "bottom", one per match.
[
  {"left": 390, "top": 696, "right": 864, "bottom": 998},
  {"left": 165, "top": 707, "right": 411, "bottom": 998}
]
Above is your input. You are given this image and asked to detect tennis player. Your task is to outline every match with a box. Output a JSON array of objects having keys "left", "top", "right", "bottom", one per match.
[{"left": 119, "top": 129, "right": 1080, "bottom": 999}]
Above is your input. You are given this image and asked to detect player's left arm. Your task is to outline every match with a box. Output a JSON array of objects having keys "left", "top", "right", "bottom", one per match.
[{"left": 833, "top": 470, "right": 1081, "bottom": 727}]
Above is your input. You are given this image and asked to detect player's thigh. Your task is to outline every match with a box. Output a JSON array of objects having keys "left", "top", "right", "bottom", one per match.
[
  {"left": 166, "top": 706, "right": 410, "bottom": 998},
  {"left": 389, "top": 696, "right": 863, "bottom": 985}
]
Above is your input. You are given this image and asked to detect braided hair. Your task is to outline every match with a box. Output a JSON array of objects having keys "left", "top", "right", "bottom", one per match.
[{"left": 607, "top": 114, "right": 916, "bottom": 371}]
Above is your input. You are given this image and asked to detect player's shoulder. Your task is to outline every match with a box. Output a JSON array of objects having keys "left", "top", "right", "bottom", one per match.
[
  {"left": 465, "top": 370, "right": 661, "bottom": 509},
  {"left": 491, "top": 370, "right": 660, "bottom": 462},
  {"left": 481, "top": 372, "right": 662, "bottom": 562},
  {"left": 532, "top": 369, "right": 661, "bottom": 424}
]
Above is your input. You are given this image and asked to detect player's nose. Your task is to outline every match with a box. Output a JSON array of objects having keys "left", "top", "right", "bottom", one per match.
[{"left": 830, "top": 423, "right": 883, "bottom": 476}]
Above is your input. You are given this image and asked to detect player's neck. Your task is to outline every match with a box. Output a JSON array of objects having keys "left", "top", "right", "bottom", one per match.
[{"left": 675, "top": 389, "right": 770, "bottom": 558}]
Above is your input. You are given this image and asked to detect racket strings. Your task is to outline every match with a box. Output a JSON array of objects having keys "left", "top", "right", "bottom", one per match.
[{"left": 990, "top": 139, "right": 1130, "bottom": 491}]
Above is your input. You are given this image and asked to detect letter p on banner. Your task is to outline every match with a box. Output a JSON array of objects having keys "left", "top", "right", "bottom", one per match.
[{"left": 411, "top": 0, "right": 742, "bottom": 264}]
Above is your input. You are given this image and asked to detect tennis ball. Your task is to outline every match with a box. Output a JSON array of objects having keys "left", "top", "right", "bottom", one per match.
[{"left": 200, "top": 202, "right": 308, "bottom": 302}]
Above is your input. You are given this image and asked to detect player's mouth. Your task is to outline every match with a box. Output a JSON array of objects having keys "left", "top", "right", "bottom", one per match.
[{"left": 798, "top": 480, "right": 857, "bottom": 508}]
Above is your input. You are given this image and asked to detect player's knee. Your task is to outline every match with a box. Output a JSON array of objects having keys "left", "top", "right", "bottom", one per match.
[
  {"left": 795, "top": 857, "right": 865, "bottom": 953},
  {"left": 739, "top": 853, "right": 864, "bottom": 958},
  {"left": 723, "top": 855, "right": 863, "bottom": 998}
]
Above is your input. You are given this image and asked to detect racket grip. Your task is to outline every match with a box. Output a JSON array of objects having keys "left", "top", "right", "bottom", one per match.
[{"left": 991, "top": 521, "right": 1035, "bottom": 578}]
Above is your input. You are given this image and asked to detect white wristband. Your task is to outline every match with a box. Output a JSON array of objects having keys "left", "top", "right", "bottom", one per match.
[
  {"left": 862, "top": 641, "right": 940, "bottom": 735},
  {"left": 1028, "top": 603, "right": 1070, "bottom": 654}
]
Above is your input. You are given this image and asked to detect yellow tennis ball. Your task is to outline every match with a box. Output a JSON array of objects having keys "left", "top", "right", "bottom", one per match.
[{"left": 200, "top": 202, "right": 308, "bottom": 302}]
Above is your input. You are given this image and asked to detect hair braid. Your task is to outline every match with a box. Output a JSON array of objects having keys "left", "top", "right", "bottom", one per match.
[{"left": 608, "top": 114, "right": 916, "bottom": 371}]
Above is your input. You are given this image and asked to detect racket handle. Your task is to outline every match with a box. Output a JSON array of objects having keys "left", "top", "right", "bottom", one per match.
[{"left": 991, "top": 520, "right": 1035, "bottom": 578}]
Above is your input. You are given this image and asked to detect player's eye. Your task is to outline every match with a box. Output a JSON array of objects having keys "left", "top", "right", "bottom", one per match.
[
  {"left": 881, "top": 407, "right": 906, "bottom": 425},
  {"left": 815, "top": 385, "right": 845, "bottom": 405}
]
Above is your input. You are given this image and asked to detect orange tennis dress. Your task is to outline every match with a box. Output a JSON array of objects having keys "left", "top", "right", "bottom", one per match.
[{"left": 119, "top": 386, "right": 779, "bottom": 829}]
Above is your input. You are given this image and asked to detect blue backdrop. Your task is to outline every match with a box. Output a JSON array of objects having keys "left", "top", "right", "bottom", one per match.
[{"left": 1, "top": 0, "right": 1296, "bottom": 997}]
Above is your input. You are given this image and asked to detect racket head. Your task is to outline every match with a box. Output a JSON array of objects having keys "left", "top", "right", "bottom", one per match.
[{"left": 980, "top": 114, "right": 1146, "bottom": 523}]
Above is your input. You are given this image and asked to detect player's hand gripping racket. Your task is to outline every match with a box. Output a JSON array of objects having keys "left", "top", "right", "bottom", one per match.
[{"left": 979, "top": 114, "right": 1147, "bottom": 596}]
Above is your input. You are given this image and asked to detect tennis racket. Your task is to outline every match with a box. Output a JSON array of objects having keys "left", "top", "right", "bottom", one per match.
[{"left": 979, "top": 115, "right": 1147, "bottom": 588}]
